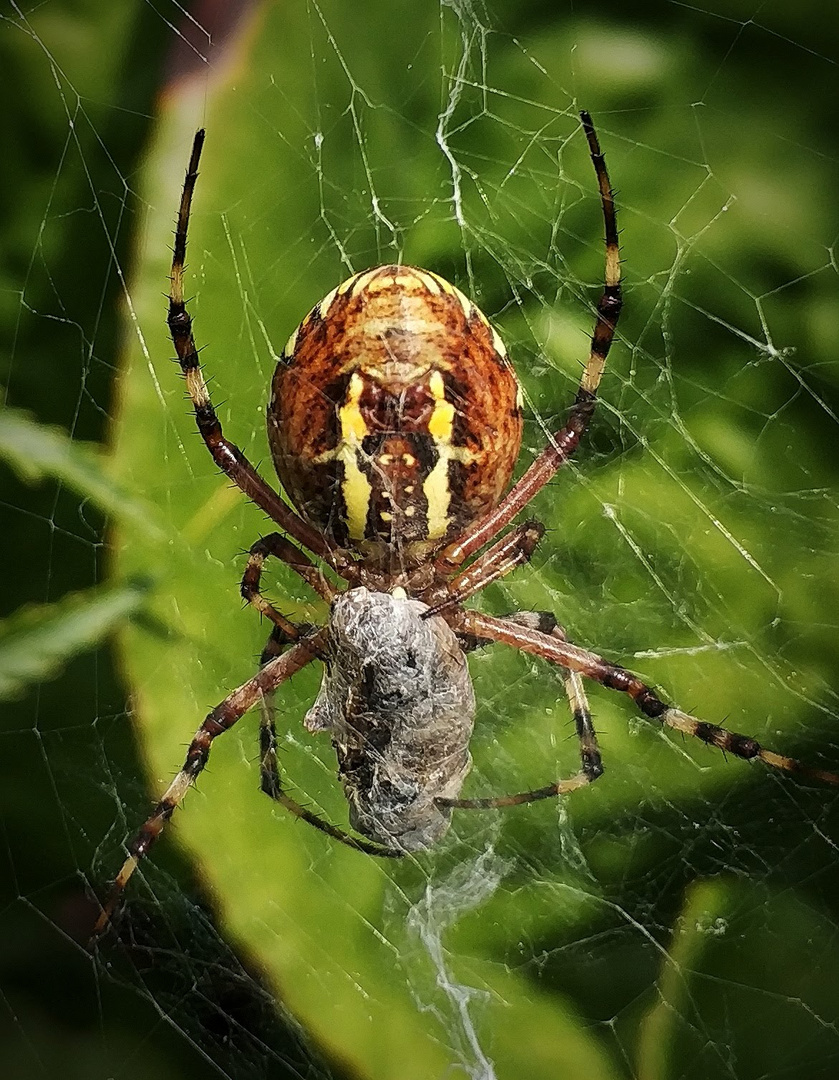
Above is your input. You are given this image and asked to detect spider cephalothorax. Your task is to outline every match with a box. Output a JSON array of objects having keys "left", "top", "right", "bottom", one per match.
[{"left": 94, "top": 113, "right": 838, "bottom": 937}]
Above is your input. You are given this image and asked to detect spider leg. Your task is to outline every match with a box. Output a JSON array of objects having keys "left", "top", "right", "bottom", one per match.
[
  {"left": 256, "top": 626, "right": 293, "bottom": 801},
  {"left": 241, "top": 533, "right": 337, "bottom": 637},
  {"left": 421, "top": 519, "right": 544, "bottom": 615},
  {"left": 440, "top": 613, "right": 603, "bottom": 809},
  {"left": 449, "top": 609, "right": 839, "bottom": 787},
  {"left": 167, "top": 131, "right": 345, "bottom": 571},
  {"left": 91, "top": 635, "right": 322, "bottom": 939},
  {"left": 254, "top": 628, "right": 402, "bottom": 859},
  {"left": 435, "top": 111, "right": 621, "bottom": 573}
]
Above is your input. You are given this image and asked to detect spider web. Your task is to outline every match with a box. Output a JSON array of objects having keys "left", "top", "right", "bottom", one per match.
[{"left": 3, "top": 1, "right": 839, "bottom": 1078}]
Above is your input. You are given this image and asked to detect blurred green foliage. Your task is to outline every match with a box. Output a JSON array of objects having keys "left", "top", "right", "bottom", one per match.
[{"left": 3, "top": 2, "right": 839, "bottom": 1079}]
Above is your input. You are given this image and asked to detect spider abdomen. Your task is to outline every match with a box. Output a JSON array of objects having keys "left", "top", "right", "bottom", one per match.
[
  {"left": 304, "top": 587, "right": 476, "bottom": 850},
  {"left": 268, "top": 265, "right": 523, "bottom": 562}
]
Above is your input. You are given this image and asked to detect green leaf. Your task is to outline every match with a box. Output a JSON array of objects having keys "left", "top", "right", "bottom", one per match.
[
  {"left": 109, "top": 3, "right": 839, "bottom": 1078},
  {"left": 0, "top": 404, "right": 164, "bottom": 539},
  {"left": 0, "top": 580, "right": 149, "bottom": 700}
]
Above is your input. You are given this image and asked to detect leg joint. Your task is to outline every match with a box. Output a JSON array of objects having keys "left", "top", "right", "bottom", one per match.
[
  {"left": 635, "top": 688, "right": 669, "bottom": 718},
  {"left": 582, "top": 748, "right": 604, "bottom": 781}
]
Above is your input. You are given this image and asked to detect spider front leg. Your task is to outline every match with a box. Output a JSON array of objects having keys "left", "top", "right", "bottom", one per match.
[
  {"left": 92, "top": 636, "right": 322, "bottom": 939},
  {"left": 435, "top": 110, "right": 621, "bottom": 575},
  {"left": 450, "top": 609, "right": 839, "bottom": 788},
  {"left": 439, "top": 613, "right": 603, "bottom": 810},
  {"left": 168, "top": 131, "right": 344, "bottom": 571},
  {"left": 241, "top": 532, "right": 337, "bottom": 638}
]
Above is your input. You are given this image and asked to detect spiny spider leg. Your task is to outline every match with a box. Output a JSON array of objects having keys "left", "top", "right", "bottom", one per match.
[
  {"left": 448, "top": 609, "right": 839, "bottom": 787},
  {"left": 92, "top": 636, "right": 322, "bottom": 938},
  {"left": 435, "top": 110, "right": 622, "bottom": 574},
  {"left": 241, "top": 532, "right": 337, "bottom": 637},
  {"left": 440, "top": 614, "right": 603, "bottom": 809},
  {"left": 255, "top": 627, "right": 404, "bottom": 859},
  {"left": 257, "top": 627, "right": 304, "bottom": 801},
  {"left": 167, "top": 129, "right": 344, "bottom": 570},
  {"left": 422, "top": 520, "right": 544, "bottom": 616}
]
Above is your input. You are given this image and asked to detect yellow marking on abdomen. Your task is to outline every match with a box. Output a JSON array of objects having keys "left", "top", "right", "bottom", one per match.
[
  {"left": 423, "top": 456, "right": 452, "bottom": 539},
  {"left": 424, "top": 270, "right": 475, "bottom": 320},
  {"left": 421, "top": 370, "right": 480, "bottom": 539},
  {"left": 426, "top": 270, "right": 456, "bottom": 296},
  {"left": 283, "top": 323, "right": 300, "bottom": 357},
  {"left": 423, "top": 370, "right": 459, "bottom": 539},
  {"left": 317, "top": 285, "right": 339, "bottom": 319},
  {"left": 351, "top": 268, "right": 383, "bottom": 295},
  {"left": 427, "top": 370, "right": 454, "bottom": 441},
  {"left": 490, "top": 325, "right": 507, "bottom": 358},
  {"left": 332, "top": 372, "right": 372, "bottom": 540},
  {"left": 337, "top": 273, "right": 359, "bottom": 295},
  {"left": 411, "top": 269, "right": 441, "bottom": 295}
]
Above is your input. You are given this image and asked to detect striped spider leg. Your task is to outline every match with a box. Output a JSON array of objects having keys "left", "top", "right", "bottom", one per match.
[
  {"left": 92, "top": 620, "right": 400, "bottom": 939},
  {"left": 93, "top": 637, "right": 318, "bottom": 938},
  {"left": 443, "top": 612, "right": 603, "bottom": 809},
  {"left": 442, "top": 609, "right": 839, "bottom": 792},
  {"left": 167, "top": 129, "right": 349, "bottom": 577},
  {"left": 433, "top": 110, "right": 622, "bottom": 578},
  {"left": 425, "top": 522, "right": 839, "bottom": 802}
]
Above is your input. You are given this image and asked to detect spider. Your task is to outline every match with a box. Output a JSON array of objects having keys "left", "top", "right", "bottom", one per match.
[{"left": 94, "top": 112, "right": 839, "bottom": 934}]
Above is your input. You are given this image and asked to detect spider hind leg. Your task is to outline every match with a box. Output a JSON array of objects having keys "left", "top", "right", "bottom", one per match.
[
  {"left": 441, "top": 613, "right": 603, "bottom": 810},
  {"left": 91, "top": 639, "right": 320, "bottom": 940},
  {"left": 450, "top": 608, "right": 839, "bottom": 789}
]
